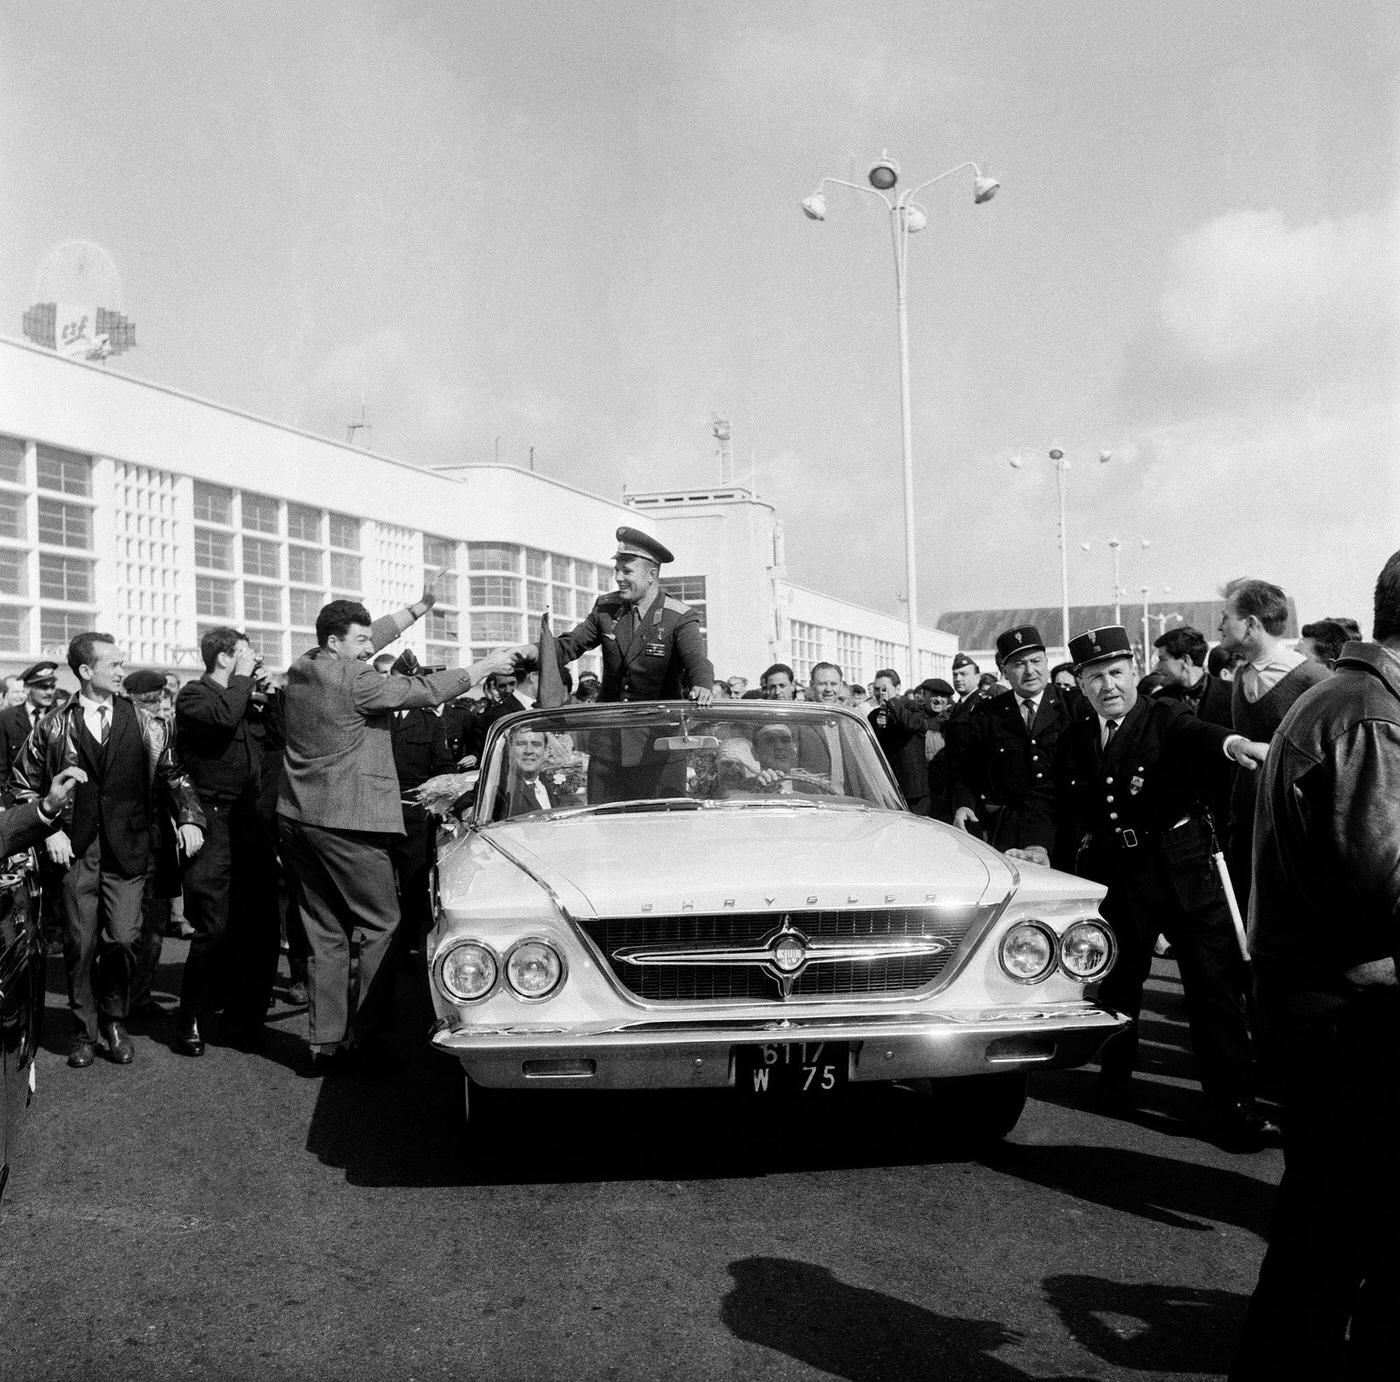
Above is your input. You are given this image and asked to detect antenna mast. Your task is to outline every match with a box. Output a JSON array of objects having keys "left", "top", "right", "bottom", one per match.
[{"left": 712, "top": 415, "right": 733, "bottom": 485}]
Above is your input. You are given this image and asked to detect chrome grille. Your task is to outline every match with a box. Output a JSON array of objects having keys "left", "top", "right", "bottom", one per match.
[{"left": 581, "top": 907, "right": 985, "bottom": 1003}]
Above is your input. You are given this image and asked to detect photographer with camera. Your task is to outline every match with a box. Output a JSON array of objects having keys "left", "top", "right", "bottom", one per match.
[{"left": 171, "top": 627, "right": 279, "bottom": 1057}]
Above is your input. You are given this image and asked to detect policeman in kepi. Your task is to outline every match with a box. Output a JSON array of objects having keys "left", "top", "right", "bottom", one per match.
[
  {"left": 1053, "top": 625, "right": 1279, "bottom": 1150},
  {"left": 552, "top": 528, "right": 714, "bottom": 705},
  {"left": 949, "top": 625, "right": 1076, "bottom": 863}
]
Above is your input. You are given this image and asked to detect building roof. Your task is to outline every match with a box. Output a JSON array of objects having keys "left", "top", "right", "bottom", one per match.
[{"left": 936, "top": 599, "right": 1300, "bottom": 652}]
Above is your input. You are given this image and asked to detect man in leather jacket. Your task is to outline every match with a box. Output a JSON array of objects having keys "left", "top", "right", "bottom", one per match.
[
  {"left": 1231, "top": 552, "right": 1400, "bottom": 1380},
  {"left": 11, "top": 632, "right": 205, "bottom": 1068}
]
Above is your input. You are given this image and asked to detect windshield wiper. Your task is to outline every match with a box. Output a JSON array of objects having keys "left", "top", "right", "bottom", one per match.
[{"left": 570, "top": 797, "right": 703, "bottom": 817}]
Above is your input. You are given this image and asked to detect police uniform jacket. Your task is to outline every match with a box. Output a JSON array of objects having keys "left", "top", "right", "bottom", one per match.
[
  {"left": 1052, "top": 694, "right": 1233, "bottom": 892},
  {"left": 554, "top": 593, "right": 714, "bottom": 703},
  {"left": 950, "top": 685, "right": 1076, "bottom": 852}
]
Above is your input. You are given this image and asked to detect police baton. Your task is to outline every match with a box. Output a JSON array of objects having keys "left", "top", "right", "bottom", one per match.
[{"left": 1213, "top": 849, "right": 1251, "bottom": 963}]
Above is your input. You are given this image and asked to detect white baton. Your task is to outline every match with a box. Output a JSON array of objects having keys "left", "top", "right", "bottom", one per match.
[{"left": 1213, "top": 849, "right": 1251, "bottom": 962}]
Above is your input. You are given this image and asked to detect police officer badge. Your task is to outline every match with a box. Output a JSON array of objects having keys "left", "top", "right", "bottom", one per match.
[{"left": 1129, "top": 773, "right": 1145, "bottom": 796}]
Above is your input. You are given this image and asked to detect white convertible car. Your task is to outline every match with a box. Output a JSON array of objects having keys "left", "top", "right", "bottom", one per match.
[{"left": 427, "top": 700, "right": 1124, "bottom": 1140}]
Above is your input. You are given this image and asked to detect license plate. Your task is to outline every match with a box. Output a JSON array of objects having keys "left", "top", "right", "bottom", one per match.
[{"left": 735, "top": 1041, "right": 849, "bottom": 1096}]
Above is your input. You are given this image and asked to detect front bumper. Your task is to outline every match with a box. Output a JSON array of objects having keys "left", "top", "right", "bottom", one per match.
[{"left": 430, "top": 1002, "right": 1126, "bottom": 1090}]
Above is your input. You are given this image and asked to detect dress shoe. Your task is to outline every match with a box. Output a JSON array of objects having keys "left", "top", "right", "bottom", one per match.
[
  {"left": 100, "top": 1020, "right": 135, "bottom": 1065},
  {"left": 175, "top": 1015, "right": 205, "bottom": 1057},
  {"left": 67, "top": 1037, "right": 96, "bottom": 1068},
  {"left": 300, "top": 1046, "right": 356, "bottom": 1079},
  {"left": 1209, "top": 1099, "right": 1283, "bottom": 1152}
]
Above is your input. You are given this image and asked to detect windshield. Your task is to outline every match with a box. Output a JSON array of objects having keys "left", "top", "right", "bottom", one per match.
[{"left": 479, "top": 705, "right": 906, "bottom": 822}]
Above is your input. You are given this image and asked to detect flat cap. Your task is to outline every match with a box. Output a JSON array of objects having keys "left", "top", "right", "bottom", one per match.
[
  {"left": 995, "top": 625, "right": 1045, "bottom": 665},
  {"left": 123, "top": 669, "right": 167, "bottom": 695},
  {"left": 614, "top": 526, "right": 674, "bottom": 565},
  {"left": 19, "top": 660, "right": 59, "bottom": 686},
  {"left": 917, "top": 677, "right": 954, "bottom": 696},
  {"left": 1069, "top": 625, "right": 1134, "bottom": 671},
  {"left": 951, "top": 653, "right": 977, "bottom": 671}
]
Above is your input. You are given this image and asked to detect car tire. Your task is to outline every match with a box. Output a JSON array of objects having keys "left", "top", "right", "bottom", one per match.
[{"left": 928, "top": 1072, "right": 1029, "bottom": 1144}]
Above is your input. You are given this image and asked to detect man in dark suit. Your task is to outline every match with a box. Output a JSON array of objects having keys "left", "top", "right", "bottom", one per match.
[
  {"left": 498, "top": 728, "right": 560, "bottom": 817},
  {"left": 277, "top": 588, "right": 515, "bottom": 1075},
  {"left": 11, "top": 633, "right": 205, "bottom": 1069},
  {"left": 549, "top": 527, "right": 714, "bottom": 804},
  {"left": 171, "top": 627, "right": 280, "bottom": 1056},
  {"left": 868, "top": 669, "right": 932, "bottom": 814},
  {"left": 1052, "top": 624, "right": 1276, "bottom": 1148},
  {"left": 950, "top": 626, "right": 1076, "bottom": 862}
]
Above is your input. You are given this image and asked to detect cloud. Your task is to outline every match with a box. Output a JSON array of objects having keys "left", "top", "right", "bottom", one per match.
[{"left": 1159, "top": 206, "right": 1396, "bottom": 366}]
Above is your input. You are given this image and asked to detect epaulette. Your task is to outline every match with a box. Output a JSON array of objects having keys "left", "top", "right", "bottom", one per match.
[{"left": 661, "top": 595, "right": 690, "bottom": 615}]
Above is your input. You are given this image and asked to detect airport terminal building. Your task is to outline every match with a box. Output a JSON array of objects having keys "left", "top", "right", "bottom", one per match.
[{"left": 0, "top": 337, "right": 955, "bottom": 687}]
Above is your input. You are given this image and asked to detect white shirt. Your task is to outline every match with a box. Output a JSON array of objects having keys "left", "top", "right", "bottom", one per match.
[
  {"left": 1239, "top": 644, "right": 1307, "bottom": 704},
  {"left": 78, "top": 691, "right": 113, "bottom": 744}
]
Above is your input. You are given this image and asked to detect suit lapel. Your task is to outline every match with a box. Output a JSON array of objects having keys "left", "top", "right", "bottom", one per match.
[
  {"left": 623, "top": 598, "right": 658, "bottom": 664},
  {"left": 1103, "top": 697, "right": 1146, "bottom": 769},
  {"left": 1031, "top": 688, "right": 1064, "bottom": 736}
]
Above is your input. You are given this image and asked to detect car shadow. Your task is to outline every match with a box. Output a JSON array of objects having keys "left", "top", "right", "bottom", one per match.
[{"left": 721, "top": 1256, "right": 1094, "bottom": 1381}]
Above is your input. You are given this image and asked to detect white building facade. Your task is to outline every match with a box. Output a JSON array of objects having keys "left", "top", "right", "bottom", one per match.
[{"left": 1, "top": 336, "right": 954, "bottom": 686}]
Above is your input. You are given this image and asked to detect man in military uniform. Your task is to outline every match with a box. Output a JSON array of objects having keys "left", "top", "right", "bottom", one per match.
[
  {"left": 547, "top": 528, "right": 713, "bottom": 803},
  {"left": 949, "top": 626, "right": 1076, "bottom": 862},
  {"left": 1053, "top": 625, "right": 1277, "bottom": 1148}
]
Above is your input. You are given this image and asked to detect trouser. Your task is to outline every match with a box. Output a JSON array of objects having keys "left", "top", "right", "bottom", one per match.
[
  {"left": 1230, "top": 988, "right": 1399, "bottom": 1380},
  {"left": 1090, "top": 835, "right": 1255, "bottom": 1108},
  {"left": 61, "top": 839, "right": 145, "bottom": 1041},
  {"left": 389, "top": 805, "right": 436, "bottom": 970},
  {"left": 180, "top": 792, "right": 280, "bottom": 1028},
  {"left": 278, "top": 817, "right": 401, "bottom": 1048},
  {"left": 258, "top": 771, "right": 307, "bottom": 983},
  {"left": 129, "top": 868, "right": 173, "bottom": 1008}
]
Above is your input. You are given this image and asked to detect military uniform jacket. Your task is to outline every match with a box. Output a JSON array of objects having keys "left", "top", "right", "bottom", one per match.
[
  {"left": 1052, "top": 694, "right": 1232, "bottom": 882},
  {"left": 554, "top": 593, "right": 714, "bottom": 703},
  {"left": 950, "top": 686, "right": 1076, "bottom": 852}
]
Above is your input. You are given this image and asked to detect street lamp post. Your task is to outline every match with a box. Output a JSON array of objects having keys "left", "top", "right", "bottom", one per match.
[
  {"left": 1139, "top": 585, "right": 1172, "bottom": 661},
  {"left": 1082, "top": 535, "right": 1150, "bottom": 627},
  {"left": 802, "top": 153, "right": 999, "bottom": 677}
]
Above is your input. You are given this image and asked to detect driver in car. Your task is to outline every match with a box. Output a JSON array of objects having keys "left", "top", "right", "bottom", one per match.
[{"left": 724, "top": 724, "right": 828, "bottom": 796}]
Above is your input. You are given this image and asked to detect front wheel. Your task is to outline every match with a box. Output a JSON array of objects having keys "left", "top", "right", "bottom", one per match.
[{"left": 926, "top": 1072, "right": 1029, "bottom": 1144}]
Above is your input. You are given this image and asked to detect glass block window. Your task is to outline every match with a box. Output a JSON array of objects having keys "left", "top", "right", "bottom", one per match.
[
  {"left": 791, "top": 621, "right": 822, "bottom": 682},
  {"left": 242, "top": 536, "right": 281, "bottom": 579},
  {"left": 36, "top": 498, "right": 91, "bottom": 549},
  {"left": 596, "top": 565, "right": 613, "bottom": 592},
  {"left": 551, "top": 584, "right": 571, "bottom": 614},
  {"left": 469, "top": 575, "right": 520, "bottom": 607},
  {"left": 0, "top": 435, "right": 24, "bottom": 484},
  {"left": 287, "top": 503, "right": 321, "bottom": 542},
  {"left": 426, "top": 609, "right": 458, "bottom": 641},
  {"left": 289, "top": 589, "right": 323, "bottom": 627},
  {"left": 0, "top": 549, "right": 26, "bottom": 597},
  {"left": 468, "top": 543, "right": 518, "bottom": 572},
  {"left": 426, "top": 644, "right": 457, "bottom": 667},
  {"left": 242, "top": 493, "right": 280, "bottom": 534},
  {"left": 550, "top": 555, "right": 573, "bottom": 584},
  {"left": 194, "top": 528, "right": 234, "bottom": 571},
  {"left": 244, "top": 582, "right": 282, "bottom": 623},
  {"left": 196, "top": 576, "right": 234, "bottom": 620},
  {"left": 526, "top": 580, "right": 548, "bottom": 610},
  {"left": 193, "top": 481, "right": 233, "bottom": 524},
  {"left": 525, "top": 548, "right": 547, "bottom": 579},
  {"left": 39, "top": 553, "right": 93, "bottom": 603},
  {"left": 287, "top": 546, "right": 322, "bottom": 586},
  {"left": 35, "top": 446, "right": 91, "bottom": 496},
  {"left": 424, "top": 535, "right": 456, "bottom": 569},
  {"left": 0, "top": 492, "right": 25, "bottom": 541},
  {"left": 574, "top": 588, "right": 593, "bottom": 619},
  {"left": 435, "top": 573, "right": 458, "bottom": 606},
  {"left": 660, "top": 576, "right": 707, "bottom": 638},
  {"left": 329, "top": 552, "right": 361, "bottom": 589},
  {"left": 471, "top": 611, "right": 520, "bottom": 644},
  {"left": 241, "top": 628, "right": 283, "bottom": 663},
  {"left": 835, "top": 631, "right": 861, "bottom": 685},
  {"left": 41, "top": 609, "right": 95, "bottom": 647},
  {"left": 0, "top": 605, "right": 25, "bottom": 651},
  {"left": 328, "top": 513, "right": 360, "bottom": 550}
]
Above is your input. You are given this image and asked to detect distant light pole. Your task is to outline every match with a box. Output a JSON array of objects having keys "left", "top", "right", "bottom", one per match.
[
  {"left": 1010, "top": 447, "right": 1114, "bottom": 655},
  {"left": 802, "top": 152, "right": 999, "bottom": 676},
  {"left": 1139, "top": 585, "right": 1173, "bottom": 660},
  {"left": 1082, "top": 534, "right": 1150, "bottom": 626}
]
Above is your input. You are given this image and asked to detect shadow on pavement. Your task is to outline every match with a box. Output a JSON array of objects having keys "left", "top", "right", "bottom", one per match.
[
  {"left": 1042, "top": 1272, "right": 1248, "bottom": 1375},
  {"left": 722, "top": 1256, "right": 1093, "bottom": 1381}
]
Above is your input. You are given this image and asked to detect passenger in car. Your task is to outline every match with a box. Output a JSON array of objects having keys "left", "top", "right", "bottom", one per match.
[
  {"left": 724, "top": 724, "right": 828, "bottom": 796},
  {"left": 499, "top": 730, "right": 559, "bottom": 818}
]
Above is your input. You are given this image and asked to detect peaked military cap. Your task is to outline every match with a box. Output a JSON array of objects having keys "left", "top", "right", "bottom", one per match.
[
  {"left": 1069, "top": 624, "right": 1134, "bottom": 671},
  {"left": 613, "top": 526, "right": 674, "bottom": 565},
  {"left": 995, "top": 625, "right": 1046, "bottom": 665},
  {"left": 19, "top": 660, "right": 59, "bottom": 686}
]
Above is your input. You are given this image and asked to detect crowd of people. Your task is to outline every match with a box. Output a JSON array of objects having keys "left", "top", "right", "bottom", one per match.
[{"left": 0, "top": 520, "right": 1393, "bottom": 1376}]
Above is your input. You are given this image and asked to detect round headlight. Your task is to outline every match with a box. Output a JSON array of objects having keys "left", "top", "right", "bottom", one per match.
[
  {"left": 438, "top": 941, "right": 499, "bottom": 1002},
  {"left": 999, "top": 921, "right": 1057, "bottom": 984},
  {"left": 505, "top": 940, "right": 564, "bottom": 1001},
  {"left": 1060, "top": 920, "right": 1116, "bottom": 981}
]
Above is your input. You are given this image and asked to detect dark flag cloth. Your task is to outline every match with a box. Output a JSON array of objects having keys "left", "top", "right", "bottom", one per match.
[{"left": 535, "top": 612, "right": 569, "bottom": 708}]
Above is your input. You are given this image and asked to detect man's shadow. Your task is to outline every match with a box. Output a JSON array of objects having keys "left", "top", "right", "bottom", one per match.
[{"left": 721, "top": 1256, "right": 1092, "bottom": 1381}]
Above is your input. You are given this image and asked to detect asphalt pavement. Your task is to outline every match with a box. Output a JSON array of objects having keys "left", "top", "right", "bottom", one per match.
[{"left": 0, "top": 943, "right": 1281, "bottom": 1381}]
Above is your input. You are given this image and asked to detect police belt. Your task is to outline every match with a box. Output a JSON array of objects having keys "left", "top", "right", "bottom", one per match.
[{"left": 1090, "top": 814, "right": 1200, "bottom": 852}]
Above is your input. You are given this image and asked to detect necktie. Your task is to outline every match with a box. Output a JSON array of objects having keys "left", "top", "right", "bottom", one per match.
[
  {"left": 1103, "top": 718, "right": 1118, "bottom": 750},
  {"left": 532, "top": 779, "right": 550, "bottom": 811},
  {"left": 98, "top": 705, "right": 110, "bottom": 744},
  {"left": 1021, "top": 698, "right": 1035, "bottom": 732}
]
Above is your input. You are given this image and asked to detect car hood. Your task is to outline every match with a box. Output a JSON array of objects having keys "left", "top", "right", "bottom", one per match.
[{"left": 479, "top": 807, "right": 1018, "bottom": 919}]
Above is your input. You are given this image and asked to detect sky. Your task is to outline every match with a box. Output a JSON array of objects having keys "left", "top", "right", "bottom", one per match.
[{"left": 3, "top": 0, "right": 1397, "bottom": 632}]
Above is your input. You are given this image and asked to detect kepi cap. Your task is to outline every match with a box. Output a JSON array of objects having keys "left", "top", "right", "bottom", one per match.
[
  {"left": 613, "top": 526, "right": 674, "bottom": 565},
  {"left": 1069, "top": 625, "right": 1135, "bottom": 671},
  {"left": 19, "top": 660, "right": 59, "bottom": 686},
  {"left": 996, "top": 625, "right": 1046, "bottom": 665}
]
